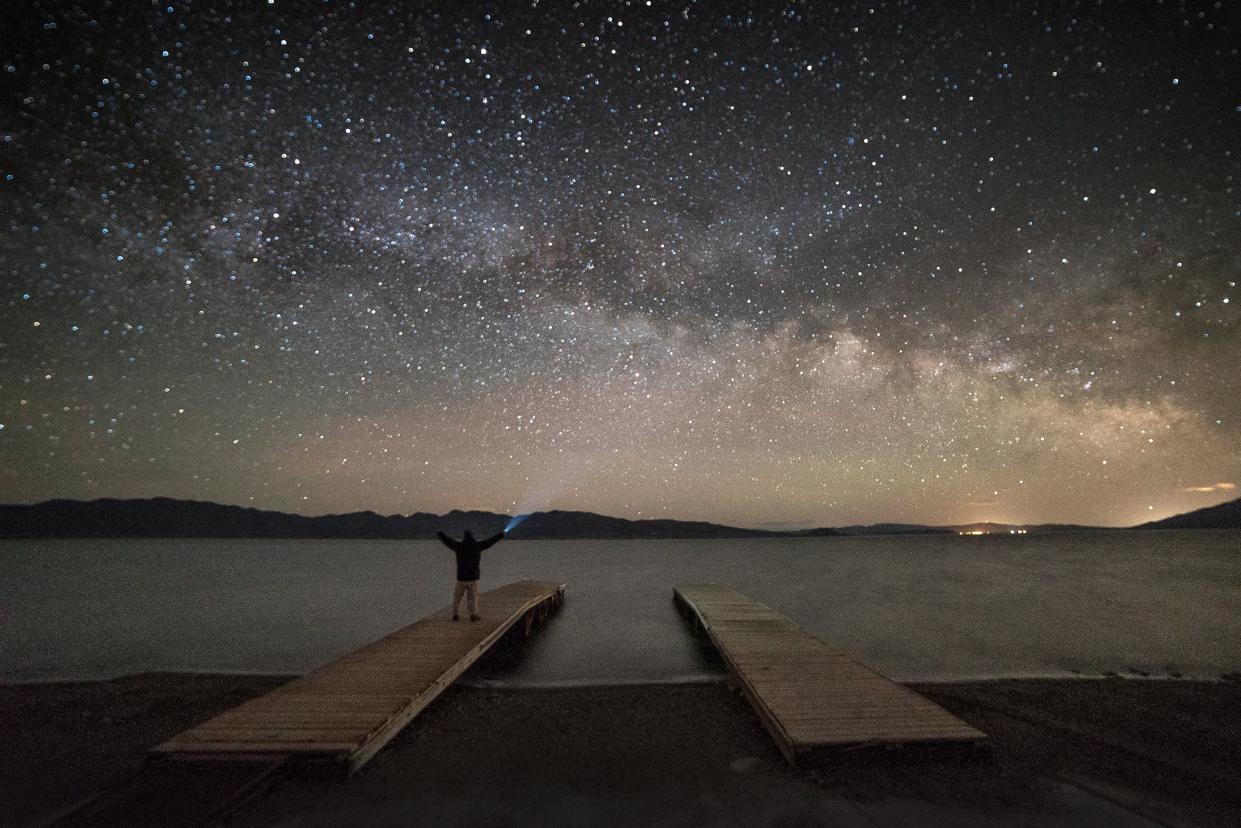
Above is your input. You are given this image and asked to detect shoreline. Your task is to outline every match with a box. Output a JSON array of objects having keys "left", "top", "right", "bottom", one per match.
[
  {"left": 3, "top": 671, "right": 1239, "bottom": 827},
  {"left": 5, "top": 666, "right": 1235, "bottom": 688}
]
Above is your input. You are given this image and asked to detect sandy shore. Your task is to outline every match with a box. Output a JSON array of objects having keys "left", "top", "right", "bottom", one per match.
[{"left": 3, "top": 672, "right": 1239, "bottom": 827}]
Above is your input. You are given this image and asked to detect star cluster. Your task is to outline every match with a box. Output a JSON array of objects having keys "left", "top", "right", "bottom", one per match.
[{"left": 1, "top": 1, "right": 1237, "bottom": 527}]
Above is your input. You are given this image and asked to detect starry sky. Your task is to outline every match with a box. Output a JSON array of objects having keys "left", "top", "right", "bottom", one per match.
[{"left": 1, "top": 1, "right": 1238, "bottom": 528}]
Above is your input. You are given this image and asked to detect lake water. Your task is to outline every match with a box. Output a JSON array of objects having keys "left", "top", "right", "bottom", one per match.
[{"left": 2, "top": 530, "right": 1238, "bottom": 685}]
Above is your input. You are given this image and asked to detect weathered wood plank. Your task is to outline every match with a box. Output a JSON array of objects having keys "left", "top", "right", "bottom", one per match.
[
  {"left": 674, "top": 583, "right": 986, "bottom": 764},
  {"left": 155, "top": 741, "right": 358, "bottom": 754},
  {"left": 155, "top": 579, "right": 565, "bottom": 773}
]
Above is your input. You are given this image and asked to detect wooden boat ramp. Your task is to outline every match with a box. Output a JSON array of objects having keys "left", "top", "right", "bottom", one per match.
[
  {"left": 154, "top": 579, "right": 565, "bottom": 773},
  {"left": 674, "top": 583, "right": 986, "bottom": 764}
]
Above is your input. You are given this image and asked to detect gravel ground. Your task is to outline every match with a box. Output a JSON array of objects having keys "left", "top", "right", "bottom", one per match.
[{"left": 3, "top": 674, "right": 1239, "bottom": 827}]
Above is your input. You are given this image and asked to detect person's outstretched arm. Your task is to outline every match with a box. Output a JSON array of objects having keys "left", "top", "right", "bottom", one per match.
[
  {"left": 436, "top": 531, "right": 460, "bottom": 552},
  {"left": 478, "top": 531, "right": 505, "bottom": 551}
]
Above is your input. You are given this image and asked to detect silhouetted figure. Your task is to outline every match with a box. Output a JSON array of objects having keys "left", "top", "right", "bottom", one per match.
[{"left": 436, "top": 529, "right": 505, "bottom": 621}]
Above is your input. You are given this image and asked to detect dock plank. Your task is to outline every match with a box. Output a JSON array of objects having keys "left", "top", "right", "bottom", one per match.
[
  {"left": 155, "top": 579, "right": 564, "bottom": 772},
  {"left": 674, "top": 583, "right": 985, "bottom": 763}
]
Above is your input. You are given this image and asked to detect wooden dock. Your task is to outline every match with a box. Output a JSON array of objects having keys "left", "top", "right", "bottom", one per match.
[
  {"left": 154, "top": 579, "right": 565, "bottom": 773},
  {"left": 674, "top": 583, "right": 985, "bottom": 764}
]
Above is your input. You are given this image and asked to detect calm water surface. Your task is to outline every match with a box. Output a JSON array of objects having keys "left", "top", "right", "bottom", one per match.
[{"left": 2, "top": 530, "right": 1238, "bottom": 684}]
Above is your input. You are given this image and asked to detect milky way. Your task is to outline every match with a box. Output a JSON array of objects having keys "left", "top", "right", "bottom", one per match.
[{"left": 1, "top": 1, "right": 1237, "bottom": 527}]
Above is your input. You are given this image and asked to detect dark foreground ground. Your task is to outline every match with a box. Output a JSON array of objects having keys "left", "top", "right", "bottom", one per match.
[{"left": 2, "top": 673, "right": 1239, "bottom": 827}]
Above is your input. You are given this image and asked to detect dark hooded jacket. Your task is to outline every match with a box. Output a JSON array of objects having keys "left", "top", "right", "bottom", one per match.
[{"left": 436, "top": 530, "right": 504, "bottom": 581}]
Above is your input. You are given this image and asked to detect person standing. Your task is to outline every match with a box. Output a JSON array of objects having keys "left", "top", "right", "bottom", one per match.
[{"left": 435, "top": 529, "right": 505, "bottom": 621}]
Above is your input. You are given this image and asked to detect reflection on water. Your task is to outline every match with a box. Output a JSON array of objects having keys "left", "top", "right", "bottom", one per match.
[{"left": 2, "top": 530, "right": 1238, "bottom": 684}]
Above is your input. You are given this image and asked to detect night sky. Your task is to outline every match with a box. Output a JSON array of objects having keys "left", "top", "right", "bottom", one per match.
[{"left": 1, "top": 1, "right": 1237, "bottom": 528}]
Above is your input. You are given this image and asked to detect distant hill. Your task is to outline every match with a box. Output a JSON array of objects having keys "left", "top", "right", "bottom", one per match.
[
  {"left": 13, "top": 495, "right": 1233, "bottom": 540},
  {"left": 507, "top": 510, "right": 805, "bottom": 539},
  {"left": 1139, "top": 497, "right": 1241, "bottom": 530},
  {"left": 0, "top": 498, "right": 826, "bottom": 540},
  {"left": 835, "top": 523, "right": 954, "bottom": 536}
]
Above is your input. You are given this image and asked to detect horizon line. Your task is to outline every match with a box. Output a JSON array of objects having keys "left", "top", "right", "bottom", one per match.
[{"left": 3, "top": 493, "right": 1235, "bottom": 532}]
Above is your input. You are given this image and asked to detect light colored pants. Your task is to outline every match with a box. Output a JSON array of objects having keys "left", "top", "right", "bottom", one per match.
[{"left": 453, "top": 580, "right": 480, "bottom": 618}]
